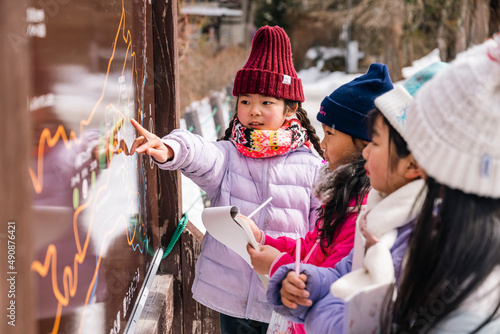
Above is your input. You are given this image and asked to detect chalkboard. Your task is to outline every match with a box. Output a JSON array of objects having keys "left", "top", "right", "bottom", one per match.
[{"left": 8, "top": 0, "right": 162, "bottom": 333}]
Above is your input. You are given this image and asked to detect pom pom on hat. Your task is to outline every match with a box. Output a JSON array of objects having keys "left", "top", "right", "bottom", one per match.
[
  {"left": 317, "top": 63, "right": 394, "bottom": 141},
  {"left": 232, "top": 26, "right": 304, "bottom": 102},
  {"left": 405, "top": 36, "right": 500, "bottom": 198},
  {"left": 374, "top": 61, "right": 449, "bottom": 141}
]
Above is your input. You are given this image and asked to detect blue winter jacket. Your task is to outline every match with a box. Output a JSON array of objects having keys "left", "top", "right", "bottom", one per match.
[
  {"left": 266, "top": 222, "right": 414, "bottom": 332},
  {"left": 156, "top": 129, "right": 323, "bottom": 322}
]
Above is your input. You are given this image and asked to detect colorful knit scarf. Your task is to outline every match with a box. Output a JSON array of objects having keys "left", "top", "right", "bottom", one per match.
[{"left": 230, "top": 118, "right": 312, "bottom": 158}]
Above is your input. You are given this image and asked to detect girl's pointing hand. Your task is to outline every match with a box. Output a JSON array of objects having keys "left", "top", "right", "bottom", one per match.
[{"left": 129, "top": 118, "right": 173, "bottom": 163}]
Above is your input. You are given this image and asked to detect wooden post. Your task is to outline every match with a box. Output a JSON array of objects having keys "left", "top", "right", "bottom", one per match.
[
  {"left": 0, "top": 1, "right": 35, "bottom": 334},
  {"left": 151, "top": 0, "right": 185, "bottom": 333},
  {"left": 209, "top": 91, "right": 226, "bottom": 138},
  {"left": 135, "top": 275, "right": 174, "bottom": 334},
  {"left": 183, "top": 105, "right": 203, "bottom": 137},
  {"left": 383, "top": 0, "right": 404, "bottom": 82},
  {"left": 152, "top": 0, "right": 221, "bottom": 332}
]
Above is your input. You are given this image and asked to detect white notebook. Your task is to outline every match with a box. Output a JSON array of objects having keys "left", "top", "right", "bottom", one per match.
[
  {"left": 202, "top": 206, "right": 269, "bottom": 289},
  {"left": 340, "top": 282, "right": 394, "bottom": 334}
]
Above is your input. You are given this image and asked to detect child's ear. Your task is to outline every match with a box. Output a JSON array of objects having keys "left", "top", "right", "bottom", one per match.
[
  {"left": 286, "top": 102, "right": 298, "bottom": 117},
  {"left": 404, "top": 154, "right": 422, "bottom": 180}
]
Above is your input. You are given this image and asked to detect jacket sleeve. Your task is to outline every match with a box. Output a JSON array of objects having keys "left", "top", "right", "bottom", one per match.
[
  {"left": 318, "top": 212, "right": 357, "bottom": 269},
  {"left": 269, "top": 253, "right": 294, "bottom": 277},
  {"left": 264, "top": 229, "right": 316, "bottom": 255},
  {"left": 154, "top": 129, "right": 229, "bottom": 196},
  {"left": 263, "top": 234, "right": 297, "bottom": 253},
  {"left": 303, "top": 293, "right": 346, "bottom": 333},
  {"left": 266, "top": 251, "right": 353, "bottom": 323},
  {"left": 264, "top": 230, "right": 318, "bottom": 277}
]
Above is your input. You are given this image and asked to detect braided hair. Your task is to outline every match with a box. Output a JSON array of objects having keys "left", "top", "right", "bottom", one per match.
[
  {"left": 287, "top": 101, "right": 323, "bottom": 159},
  {"left": 219, "top": 99, "right": 238, "bottom": 141},
  {"left": 219, "top": 97, "right": 324, "bottom": 159}
]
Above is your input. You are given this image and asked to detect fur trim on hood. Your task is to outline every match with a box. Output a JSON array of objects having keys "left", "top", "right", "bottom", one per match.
[{"left": 312, "top": 164, "right": 338, "bottom": 203}]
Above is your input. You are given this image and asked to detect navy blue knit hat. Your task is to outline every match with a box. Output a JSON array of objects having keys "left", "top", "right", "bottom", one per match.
[{"left": 317, "top": 63, "right": 393, "bottom": 141}]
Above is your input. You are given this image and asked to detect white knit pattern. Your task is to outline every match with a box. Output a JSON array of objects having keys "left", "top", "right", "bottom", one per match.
[
  {"left": 374, "top": 85, "right": 413, "bottom": 141},
  {"left": 406, "top": 38, "right": 500, "bottom": 198}
]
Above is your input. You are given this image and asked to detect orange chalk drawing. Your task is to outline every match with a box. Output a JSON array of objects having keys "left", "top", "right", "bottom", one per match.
[{"left": 30, "top": 0, "right": 150, "bottom": 332}]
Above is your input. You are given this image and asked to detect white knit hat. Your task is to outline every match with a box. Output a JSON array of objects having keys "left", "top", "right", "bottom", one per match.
[
  {"left": 374, "top": 62, "right": 449, "bottom": 141},
  {"left": 405, "top": 36, "right": 500, "bottom": 198}
]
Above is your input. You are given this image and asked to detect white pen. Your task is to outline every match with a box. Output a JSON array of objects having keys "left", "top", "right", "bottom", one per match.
[{"left": 247, "top": 197, "right": 273, "bottom": 220}]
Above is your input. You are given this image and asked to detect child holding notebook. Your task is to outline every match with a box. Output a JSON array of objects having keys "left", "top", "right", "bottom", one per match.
[{"left": 129, "top": 25, "right": 323, "bottom": 333}]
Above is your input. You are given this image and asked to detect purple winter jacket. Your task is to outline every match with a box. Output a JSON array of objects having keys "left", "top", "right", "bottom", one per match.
[
  {"left": 156, "top": 129, "right": 323, "bottom": 322},
  {"left": 266, "top": 222, "right": 414, "bottom": 332}
]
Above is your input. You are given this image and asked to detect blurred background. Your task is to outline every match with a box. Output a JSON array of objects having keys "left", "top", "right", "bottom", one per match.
[{"left": 177, "top": 0, "right": 500, "bottom": 111}]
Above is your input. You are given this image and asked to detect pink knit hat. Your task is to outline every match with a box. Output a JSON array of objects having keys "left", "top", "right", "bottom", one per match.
[{"left": 232, "top": 26, "right": 304, "bottom": 102}]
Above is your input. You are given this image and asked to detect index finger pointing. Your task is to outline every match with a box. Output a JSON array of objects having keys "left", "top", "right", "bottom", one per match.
[{"left": 130, "top": 118, "right": 155, "bottom": 139}]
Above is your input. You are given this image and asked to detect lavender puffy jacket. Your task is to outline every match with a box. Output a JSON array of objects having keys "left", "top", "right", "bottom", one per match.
[
  {"left": 267, "top": 223, "right": 414, "bottom": 332},
  {"left": 156, "top": 129, "right": 323, "bottom": 322}
]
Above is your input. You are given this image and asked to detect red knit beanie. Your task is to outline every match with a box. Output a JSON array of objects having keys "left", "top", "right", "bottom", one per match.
[{"left": 232, "top": 26, "right": 304, "bottom": 102}]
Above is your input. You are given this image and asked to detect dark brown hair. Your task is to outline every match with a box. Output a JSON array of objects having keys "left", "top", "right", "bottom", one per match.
[
  {"left": 368, "top": 108, "right": 411, "bottom": 171},
  {"left": 316, "top": 148, "right": 370, "bottom": 253}
]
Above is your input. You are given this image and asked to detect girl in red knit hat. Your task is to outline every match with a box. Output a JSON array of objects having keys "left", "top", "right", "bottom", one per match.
[{"left": 129, "top": 25, "right": 323, "bottom": 333}]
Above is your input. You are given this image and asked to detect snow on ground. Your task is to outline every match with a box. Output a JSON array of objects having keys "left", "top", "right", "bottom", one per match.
[{"left": 182, "top": 49, "right": 441, "bottom": 233}]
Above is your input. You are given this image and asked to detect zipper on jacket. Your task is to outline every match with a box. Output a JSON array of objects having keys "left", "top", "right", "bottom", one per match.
[{"left": 245, "top": 159, "right": 270, "bottom": 319}]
